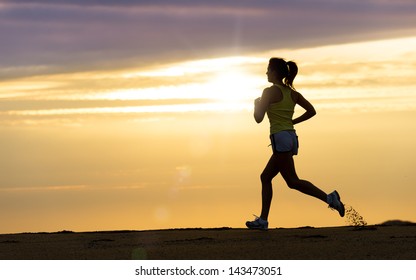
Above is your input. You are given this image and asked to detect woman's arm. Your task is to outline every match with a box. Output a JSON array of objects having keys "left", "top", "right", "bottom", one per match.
[
  {"left": 292, "top": 92, "right": 316, "bottom": 125},
  {"left": 254, "top": 89, "right": 270, "bottom": 123}
]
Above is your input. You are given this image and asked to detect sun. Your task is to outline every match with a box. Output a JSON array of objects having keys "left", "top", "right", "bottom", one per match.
[{"left": 205, "top": 68, "right": 261, "bottom": 106}]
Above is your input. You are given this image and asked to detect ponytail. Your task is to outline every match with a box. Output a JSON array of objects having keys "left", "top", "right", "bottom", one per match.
[
  {"left": 284, "top": 61, "right": 298, "bottom": 89},
  {"left": 268, "top": 57, "right": 298, "bottom": 89}
]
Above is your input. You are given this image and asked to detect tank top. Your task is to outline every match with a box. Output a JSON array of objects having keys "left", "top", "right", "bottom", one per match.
[{"left": 266, "top": 84, "right": 295, "bottom": 135}]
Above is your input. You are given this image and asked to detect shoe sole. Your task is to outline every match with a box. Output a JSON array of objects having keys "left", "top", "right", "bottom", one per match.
[
  {"left": 246, "top": 222, "right": 268, "bottom": 231},
  {"left": 334, "top": 191, "right": 345, "bottom": 218},
  {"left": 247, "top": 227, "right": 268, "bottom": 231}
]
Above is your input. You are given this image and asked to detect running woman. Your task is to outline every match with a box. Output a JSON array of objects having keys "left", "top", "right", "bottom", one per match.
[{"left": 246, "top": 57, "right": 345, "bottom": 230}]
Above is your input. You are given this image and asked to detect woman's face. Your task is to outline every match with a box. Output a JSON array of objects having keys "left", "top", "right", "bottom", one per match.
[{"left": 266, "top": 66, "right": 276, "bottom": 83}]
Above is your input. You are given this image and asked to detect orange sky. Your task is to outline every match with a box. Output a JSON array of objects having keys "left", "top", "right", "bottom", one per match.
[{"left": 1, "top": 1, "right": 416, "bottom": 233}]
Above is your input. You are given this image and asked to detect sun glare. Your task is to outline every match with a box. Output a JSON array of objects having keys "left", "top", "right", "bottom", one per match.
[
  {"left": 101, "top": 56, "right": 263, "bottom": 112},
  {"left": 206, "top": 70, "right": 259, "bottom": 103}
]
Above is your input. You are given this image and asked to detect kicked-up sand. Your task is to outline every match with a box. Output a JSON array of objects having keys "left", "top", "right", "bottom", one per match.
[{"left": 0, "top": 223, "right": 415, "bottom": 260}]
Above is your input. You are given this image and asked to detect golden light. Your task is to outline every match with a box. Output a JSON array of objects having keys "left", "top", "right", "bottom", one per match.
[
  {"left": 99, "top": 56, "right": 264, "bottom": 112},
  {"left": 206, "top": 70, "right": 258, "bottom": 103}
]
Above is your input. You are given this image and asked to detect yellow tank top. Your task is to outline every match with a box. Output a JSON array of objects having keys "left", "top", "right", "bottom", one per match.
[{"left": 266, "top": 85, "right": 295, "bottom": 135}]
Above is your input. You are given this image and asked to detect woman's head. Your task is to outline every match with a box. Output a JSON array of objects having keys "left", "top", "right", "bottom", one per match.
[{"left": 267, "top": 57, "right": 298, "bottom": 89}]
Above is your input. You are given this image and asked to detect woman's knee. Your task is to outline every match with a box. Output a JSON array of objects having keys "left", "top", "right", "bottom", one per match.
[
  {"left": 260, "top": 172, "right": 272, "bottom": 184},
  {"left": 285, "top": 178, "right": 300, "bottom": 190}
]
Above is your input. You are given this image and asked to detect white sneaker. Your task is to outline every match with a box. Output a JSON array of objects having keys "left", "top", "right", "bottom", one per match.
[
  {"left": 246, "top": 215, "right": 268, "bottom": 230},
  {"left": 328, "top": 190, "right": 345, "bottom": 217}
]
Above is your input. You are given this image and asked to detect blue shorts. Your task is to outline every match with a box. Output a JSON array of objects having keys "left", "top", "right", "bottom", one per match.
[{"left": 270, "top": 130, "right": 299, "bottom": 155}]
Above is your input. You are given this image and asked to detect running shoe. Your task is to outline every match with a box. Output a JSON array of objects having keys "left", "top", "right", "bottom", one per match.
[
  {"left": 246, "top": 215, "right": 268, "bottom": 230},
  {"left": 328, "top": 190, "right": 345, "bottom": 217}
]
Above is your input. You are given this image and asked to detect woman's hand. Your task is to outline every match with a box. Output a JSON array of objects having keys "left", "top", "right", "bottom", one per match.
[{"left": 254, "top": 96, "right": 267, "bottom": 123}]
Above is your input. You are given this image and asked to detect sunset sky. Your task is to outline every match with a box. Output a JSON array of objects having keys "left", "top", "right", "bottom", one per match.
[{"left": 1, "top": 0, "right": 416, "bottom": 234}]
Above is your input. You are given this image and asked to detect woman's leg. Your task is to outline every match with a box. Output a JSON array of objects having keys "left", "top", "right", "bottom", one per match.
[
  {"left": 260, "top": 154, "right": 281, "bottom": 220},
  {"left": 277, "top": 152, "right": 327, "bottom": 203}
]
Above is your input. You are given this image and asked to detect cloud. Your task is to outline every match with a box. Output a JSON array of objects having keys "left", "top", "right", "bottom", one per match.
[
  {"left": 1, "top": 0, "right": 415, "bottom": 80},
  {"left": 1, "top": 36, "right": 416, "bottom": 124}
]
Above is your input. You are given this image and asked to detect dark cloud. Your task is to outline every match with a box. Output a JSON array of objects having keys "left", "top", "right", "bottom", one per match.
[{"left": 1, "top": 0, "right": 415, "bottom": 79}]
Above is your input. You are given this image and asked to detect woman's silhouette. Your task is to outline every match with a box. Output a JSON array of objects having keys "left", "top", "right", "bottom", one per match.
[{"left": 246, "top": 57, "right": 345, "bottom": 230}]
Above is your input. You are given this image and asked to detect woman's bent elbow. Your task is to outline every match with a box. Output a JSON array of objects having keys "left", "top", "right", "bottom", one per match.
[{"left": 308, "top": 107, "right": 317, "bottom": 118}]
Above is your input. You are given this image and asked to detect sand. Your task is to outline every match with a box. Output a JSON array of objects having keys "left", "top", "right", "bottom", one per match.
[{"left": 0, "top": 224, "right": 415, "bottom": 260}]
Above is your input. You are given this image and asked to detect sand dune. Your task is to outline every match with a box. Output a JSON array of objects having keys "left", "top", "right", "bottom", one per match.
[{"left": 0, "top": 223, "right": 415, "bottom": 260}]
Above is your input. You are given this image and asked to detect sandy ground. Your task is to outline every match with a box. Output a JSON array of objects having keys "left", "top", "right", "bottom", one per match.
[{"left": 0, "top": 225, "right": 415, "bottom": 260}]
